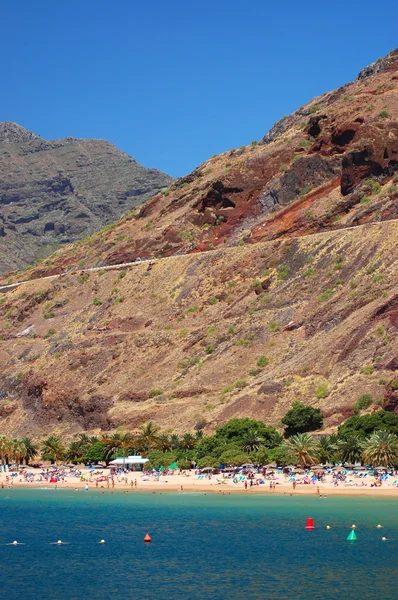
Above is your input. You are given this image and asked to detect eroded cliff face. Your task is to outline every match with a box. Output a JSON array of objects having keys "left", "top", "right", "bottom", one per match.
[
  {"left": 0, "top": 122, "right": 173, "bottom": 273},
  {"left": 0, "top": 51, "right": 397, "bottom": 438}
]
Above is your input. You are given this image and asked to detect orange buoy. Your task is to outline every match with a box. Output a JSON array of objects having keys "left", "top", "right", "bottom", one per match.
[
  {"left": 305, "top": 517, "right": 315, "bottom": 530},
  {"left": 144, "top": 533, "right": 152, "bottom": 543}
]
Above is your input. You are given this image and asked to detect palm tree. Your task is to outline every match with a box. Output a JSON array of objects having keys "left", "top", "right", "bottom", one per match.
[
  {"left": 0, "top": 436, "right": 11, "bottom": 467},
  {"left": 195, "top": 430, "right": 203, "bottom": 441},
  {"left": 78, "top": 434, "right": 98, "bottom": 451},
  {"left": 41, "top": 436, "right": 65, "bottom": 464},
  {"left": 156, "top": 433, "right": 171, "bottom": 452},
  {"left": 270, "top": 431, "right": 284, "bottom": 447},
  {"left": 362, "top": 430, "right": 398, "bottom": 467},
  {"left": 138, "top": 422, "right": 160, "bottom": 453},
  {"left": 170, "top": 434, "right": 180, "bottom": 450},
  {"left": 336, "top": 435, "right": 364, "bottom": 465},
  {"left": 65, "top": 441, "right": 86, "bottom": 464},
  {"left": 317, "top": 435, "right": 338, "bottom": 464},
  {"left": 285, "top": 433, "right": 319, "bottom": 467},
  {"left": 11, "top": 439, "right": 25, "bottom": 466},
  {"left": 20, "top": 437, "right": 38, "bottom": 465},
  {"left": 180, "top": 433, "right": 196, "bottom": 451},
  {"left": 102, "top": 433, "right": 135, "bottom": 462},
  {"left": 241, "top": 430, "right": 264, "bottom": 452}
]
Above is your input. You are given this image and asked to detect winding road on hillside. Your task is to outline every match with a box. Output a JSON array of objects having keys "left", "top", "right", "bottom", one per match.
[{"left": 0, "top": 221, "right": 394, "bottom": 294}]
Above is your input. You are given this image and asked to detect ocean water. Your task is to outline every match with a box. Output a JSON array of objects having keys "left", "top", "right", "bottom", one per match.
[{"left": 0, "top": 489, "right": 397, "bottom": 600}]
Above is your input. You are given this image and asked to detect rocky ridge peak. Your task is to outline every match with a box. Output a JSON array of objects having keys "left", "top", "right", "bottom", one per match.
[
  {"left": 261, "top": 48, "right": 398, "bottom": 145},
  {"left": 0, "top": 122, "right": 40, "bottom": 144},
  {"left": 0, "top": 123, "right": 173, "bottom": 273},
  {"left": 357, "top": 48, "right": 398, "bottom": 80}
]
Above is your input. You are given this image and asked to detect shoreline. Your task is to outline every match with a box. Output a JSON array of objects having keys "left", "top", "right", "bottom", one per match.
[
  {"left": 3, "top": 479, "right": 398, "bottom": 497},
  {"left": 3, "top": 466, "right": 398, "bottom": 498}
]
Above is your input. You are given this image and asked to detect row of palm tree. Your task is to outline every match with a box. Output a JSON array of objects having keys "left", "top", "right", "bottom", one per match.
[
  {"left": 286, "top": 431, "right": 398, "bottom": 467},
  {"left": 1, "top": 426, "right": 398, "bottom": 468},
  {"left": 0, "top": 436, "right": 38, "bottom": 466},
  {"left": 0, "top": 424, "right": 204, "bottom": 466}
]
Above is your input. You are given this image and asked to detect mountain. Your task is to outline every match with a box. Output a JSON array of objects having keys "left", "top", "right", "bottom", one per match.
[
  {"left": 0, "top": 122, "right": 173, "bottom": 273},
  {"left": 0, "top": 50, "right": 397, "bottom": 439},
  {"left": 7, "top": 50, "right": 397, "bottom": 280}
]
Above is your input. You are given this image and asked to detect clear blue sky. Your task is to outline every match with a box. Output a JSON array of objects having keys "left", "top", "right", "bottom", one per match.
[{"left": 2, "top": 1, "right": 397, "bottom": 177}]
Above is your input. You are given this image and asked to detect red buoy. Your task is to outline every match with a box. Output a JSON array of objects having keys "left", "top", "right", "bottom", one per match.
[
  {"left": 305, "top": 517, "right": 315, "bottom": 530},
  {"left": 144, "top": 533, "right": 152, "bottom": 543}
]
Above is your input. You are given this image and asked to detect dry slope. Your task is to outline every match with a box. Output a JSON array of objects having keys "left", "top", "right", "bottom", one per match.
[{"left": 0, "top": 221, "right": 396, "bottom": 438}]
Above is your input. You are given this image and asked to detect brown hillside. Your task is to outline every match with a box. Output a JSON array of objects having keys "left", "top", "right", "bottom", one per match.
[
  {"left": 0, "top": 51, "right": 397, "bottom": 438},
  {"left": 0, "top": 221, "right": 396, "bottom": 438}
]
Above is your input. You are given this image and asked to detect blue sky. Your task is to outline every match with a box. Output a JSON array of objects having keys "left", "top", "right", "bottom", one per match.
[{"left": 2, "top": 1, "right": 397, "bottom": 177}]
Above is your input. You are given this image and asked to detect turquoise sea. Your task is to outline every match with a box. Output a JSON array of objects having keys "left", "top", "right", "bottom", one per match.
[{"left": 0, "top": 489, "right": 397, "bottom": 600}]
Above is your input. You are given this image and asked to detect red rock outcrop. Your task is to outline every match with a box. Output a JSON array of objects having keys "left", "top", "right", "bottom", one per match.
[{"left": 383, "top": 380, "right": 398, "bottom": 414}]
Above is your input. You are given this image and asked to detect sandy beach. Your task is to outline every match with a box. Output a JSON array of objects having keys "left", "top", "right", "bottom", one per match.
[{"left": 2, "top": 467, "right": 398, "bottom": 497}]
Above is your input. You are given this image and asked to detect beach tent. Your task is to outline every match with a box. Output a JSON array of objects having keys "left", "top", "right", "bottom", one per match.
[{"left": 167, "top": 462, "right": 178, "bottom": 470}]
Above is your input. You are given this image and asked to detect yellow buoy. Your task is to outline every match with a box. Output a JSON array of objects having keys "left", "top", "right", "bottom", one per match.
[
  {"left": 326, "top": 525, "right": 331, "bottom": 529},
  {"left": 57, "top": 540, "right": 63, "bottom": 545},
  {"left": 12, "top": 541, "right": 18, "bottom": 545},
  {"left": 382, "top": 537, "right": 387, "bottom": 541},
  {"left": 377, "top": 524, "right": 382, "bottom": 528},
  {"left": 351, "top": 524, "right": 356, "bottom": 529},
  {"left": 99, "top": 539, "right": 106, "bottom": 544}
]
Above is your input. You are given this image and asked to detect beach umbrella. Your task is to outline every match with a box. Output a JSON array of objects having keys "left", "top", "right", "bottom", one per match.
[{"left": 167, "top": 462, "right": 178, "bottom": 470}]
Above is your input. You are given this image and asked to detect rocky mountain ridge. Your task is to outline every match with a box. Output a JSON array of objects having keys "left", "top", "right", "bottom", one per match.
[{"left": 0, "top": 122, "right": 173, "bottom": 274}]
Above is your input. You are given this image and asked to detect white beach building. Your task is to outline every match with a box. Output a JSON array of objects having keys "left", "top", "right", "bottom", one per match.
[{"left": 109, "top": 455, "right": 149, "bottom": 471}]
